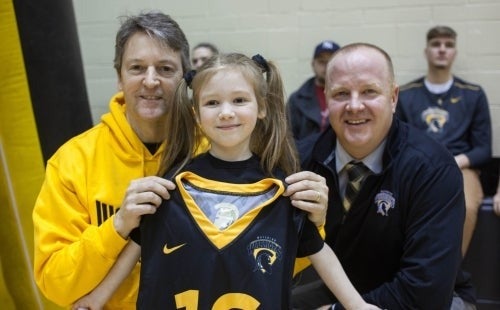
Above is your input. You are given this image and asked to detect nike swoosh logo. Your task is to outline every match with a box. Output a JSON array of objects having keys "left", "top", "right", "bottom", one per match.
[
  {"left": 163, "top": 243, "right": 186, "bottom": 254},
  {"left": 450, "top": 96, "right": 461, "bottom": 104}
]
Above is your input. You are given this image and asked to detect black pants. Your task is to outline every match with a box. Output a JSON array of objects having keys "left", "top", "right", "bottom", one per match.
[{"left": 292, "top": 266, "right": 477, "bottom": 310}]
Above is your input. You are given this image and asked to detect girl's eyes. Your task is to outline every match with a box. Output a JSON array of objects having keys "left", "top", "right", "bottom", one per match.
[
  {"left": 202, "top": 98, "right": 248, "bottom": 106},
  {"left": 204, "top": 100, "right": 218, "bottom": 106},
  {"left": 234, "top": 97, "right": 246, "bottom": 104}
]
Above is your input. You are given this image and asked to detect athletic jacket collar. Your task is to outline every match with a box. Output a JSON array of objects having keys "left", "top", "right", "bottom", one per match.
[{"left": 309, "top": 118, "right": 405, "bottom": 174}]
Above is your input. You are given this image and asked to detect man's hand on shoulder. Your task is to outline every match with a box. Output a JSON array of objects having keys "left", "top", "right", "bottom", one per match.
[{"left": 284, "top": 171, "right": 328, "bottom": 227}]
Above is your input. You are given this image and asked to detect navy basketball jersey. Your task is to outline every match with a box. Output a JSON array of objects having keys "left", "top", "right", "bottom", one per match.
[{"left": 135, "top": 155, "right": 323, "bottom": 309}]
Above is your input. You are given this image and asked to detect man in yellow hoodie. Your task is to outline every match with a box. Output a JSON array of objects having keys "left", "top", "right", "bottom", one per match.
[
  {"left": 32, "top": 11, "right": 189, "bottom": 309},
  {"left": 33, "top": 10, "right": 328, "bottom": 309}
]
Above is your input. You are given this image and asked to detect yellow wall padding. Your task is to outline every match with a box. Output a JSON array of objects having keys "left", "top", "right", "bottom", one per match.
[{"left": 0, "top": 0, "right": 62, "bottom": 308}]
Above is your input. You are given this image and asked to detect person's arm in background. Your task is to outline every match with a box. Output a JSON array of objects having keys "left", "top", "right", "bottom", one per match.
[
  {"left": 456, "top": 89, "right": 492, "bottom": 169},
  {"left": 33, "top": 151, "right": 173, "bottom": 306}
]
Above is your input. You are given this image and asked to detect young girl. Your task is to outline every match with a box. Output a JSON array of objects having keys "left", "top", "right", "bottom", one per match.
[{"left": 72, "top": 53, "right": 379, "bottom": 310}]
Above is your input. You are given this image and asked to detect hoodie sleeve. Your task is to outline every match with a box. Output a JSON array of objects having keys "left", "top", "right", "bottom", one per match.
[{"left": 33, "top": 147, "right": 128, "bottom": 306}]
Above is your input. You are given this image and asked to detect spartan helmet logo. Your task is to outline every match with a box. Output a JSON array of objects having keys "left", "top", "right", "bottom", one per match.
[
  {"left": 421, "top": 107, "right": 449, "bottom": 134},
  {"left": 247, "top": 237, "right": 282, "bottom": 275},
  {"left": 375, "top": 190, "right": 395, "bottom": 217},
  {"left": 253, "top": 249, "right": 277, "bottom": 274}
]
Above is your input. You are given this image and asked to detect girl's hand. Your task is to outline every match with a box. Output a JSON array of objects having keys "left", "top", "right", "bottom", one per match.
[{"left": 72, "top": 294, "right": 103, "bottom": 310}]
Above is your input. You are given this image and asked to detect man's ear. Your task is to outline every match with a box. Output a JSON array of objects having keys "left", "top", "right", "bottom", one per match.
[
  {"left": 115, "top": 67, "right": 123, "bottom": 89},
  {"left": 117, "top": 72, "right": 123, "bottom": 91},
  {"left": 391, "top": 84, "right": 399, "bottom": 113}
]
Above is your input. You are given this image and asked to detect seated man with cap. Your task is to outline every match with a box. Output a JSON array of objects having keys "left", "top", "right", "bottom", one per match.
[{"left": 287, "top": 40, "right": 340, "bottom": 141}]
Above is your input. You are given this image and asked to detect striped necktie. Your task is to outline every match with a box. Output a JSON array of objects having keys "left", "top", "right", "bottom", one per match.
[{"left": 343, "top": 161, "right": 370, "bottom": 212}]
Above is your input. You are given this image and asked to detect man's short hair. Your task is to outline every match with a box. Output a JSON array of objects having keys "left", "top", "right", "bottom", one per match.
[
  {"left": 427, "top": 26, "right": 457, "bottom": 42},
  {"left": 193, "top": 42, "right": 219, "bottom": 54}
]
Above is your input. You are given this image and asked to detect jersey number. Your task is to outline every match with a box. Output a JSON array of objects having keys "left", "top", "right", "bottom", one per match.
[{"left": 175, "top": 289, "right": 260, "bottom": 309}]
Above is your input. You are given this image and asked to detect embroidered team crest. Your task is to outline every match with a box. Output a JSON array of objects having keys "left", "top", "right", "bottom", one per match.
[
  {"left": 374, "top": 190, "right": 395, "bottom": 216},
  {"left": 247, "top": 236, "right": 282, "bottom": 275}
]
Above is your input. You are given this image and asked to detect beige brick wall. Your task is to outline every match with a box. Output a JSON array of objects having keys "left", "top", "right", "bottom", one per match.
[{"left": 73, "top": 0, "right": 500, "bottom": 156}]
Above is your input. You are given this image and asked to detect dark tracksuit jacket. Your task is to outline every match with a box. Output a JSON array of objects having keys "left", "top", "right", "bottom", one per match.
[
  {"left": 287, "top": 77, "right": 323, "bottom": 141},
  {"left": 396, "top": 76, "right": 492, "bottom": 168},
  {"left": 298, "top": 118, "right": 469, "bottom": 309}
]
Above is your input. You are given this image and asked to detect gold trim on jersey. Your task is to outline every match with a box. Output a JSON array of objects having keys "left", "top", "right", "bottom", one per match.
[
  {"left": 175, "top": 172, "right": 285, "bottom": 249},
  {"left": 399, "top": 81, "right": 423, "bottom": 91},
  {"left": 454, "top": 81, "right": 480, "bottom": 91}
]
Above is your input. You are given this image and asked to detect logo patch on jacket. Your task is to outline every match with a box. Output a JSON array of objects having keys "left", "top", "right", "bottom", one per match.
[{"left": 374, "top": 190, "right": 395, "bottom": 216}]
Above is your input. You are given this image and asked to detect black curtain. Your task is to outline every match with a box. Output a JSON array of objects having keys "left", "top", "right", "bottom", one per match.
[{"left": 13, "top": 0, "right": 92, "bottom": 162}]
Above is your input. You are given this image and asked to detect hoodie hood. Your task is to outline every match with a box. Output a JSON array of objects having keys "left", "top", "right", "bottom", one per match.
[{"left": 101, "top": 92, "right": 166, "bottom": 163}]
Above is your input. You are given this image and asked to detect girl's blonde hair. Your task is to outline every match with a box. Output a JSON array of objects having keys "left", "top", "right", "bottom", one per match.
[{"left": 159, "top": 53, "right": 300, "bottom": 177}]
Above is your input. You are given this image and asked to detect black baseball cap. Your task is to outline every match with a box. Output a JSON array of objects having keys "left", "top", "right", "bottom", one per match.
[{"left": 314, "top": 40, "right": 340, "bottom": 58}]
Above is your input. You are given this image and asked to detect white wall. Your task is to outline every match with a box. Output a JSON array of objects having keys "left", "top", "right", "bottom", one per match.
[{"left": 72, "top": 0, "right": 500, "bottom": 156}]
